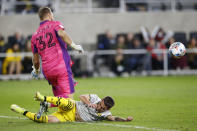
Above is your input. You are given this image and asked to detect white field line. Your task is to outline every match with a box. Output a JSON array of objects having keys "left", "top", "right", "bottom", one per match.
[
  {"left": 86, "top": 123, "right": 179, "bottom": 131},
  {"left": 0, "top": 115, "right": 27, "bottom": 119},
  {"left": 0, "top": 115, "right": 179, "bottom": 131}
]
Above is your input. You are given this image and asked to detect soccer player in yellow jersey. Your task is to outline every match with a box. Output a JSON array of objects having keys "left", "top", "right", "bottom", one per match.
[{"left": 11, "top": 92, "right": 133, "bottom": 123}]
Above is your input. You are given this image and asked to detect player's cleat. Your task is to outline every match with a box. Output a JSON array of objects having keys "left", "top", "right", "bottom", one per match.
[
  {"left": 37, "top": 101, "right": 48, "bottom": 119},
  {"left": 10, "top": 104, "right": 26, "bottom": 114},
  {"left": 34, "top": 92, "right": 44, "bottom": 101}
]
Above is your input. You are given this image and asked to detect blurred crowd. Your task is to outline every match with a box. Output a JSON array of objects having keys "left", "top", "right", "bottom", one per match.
[
  {"left": 0, "top": 32, "right": 32, "bottom": 75},
  {"left": 0, "top": 27, "right": 197, "bottom": 76},
  {"left": 1, "top": 0, "right": 52, "bottom": 15},
  {"left": 1, "top": 0, "right": 197, "bottom": 15},
  {"left": 95, "top": 27, "right": 197, "bottom": 76}
]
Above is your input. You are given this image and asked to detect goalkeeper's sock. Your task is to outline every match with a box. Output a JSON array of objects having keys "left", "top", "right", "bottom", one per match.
[
  {"left": 23, "top": 111, "right": 48, "bottom": 123},
  {"left": 44, "top": 96, "right": 74, "bottom": 110}
]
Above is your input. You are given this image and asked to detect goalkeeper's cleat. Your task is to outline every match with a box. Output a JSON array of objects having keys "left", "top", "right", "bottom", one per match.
[
  {"left": 34, "top": 92, "right": 44, "bottom": 101},
  {"left": 37, "top": 101, "right": 48, "bottom": 119},
  {"left": 11, "top": 104, "right": 26, "bottom": 114}
]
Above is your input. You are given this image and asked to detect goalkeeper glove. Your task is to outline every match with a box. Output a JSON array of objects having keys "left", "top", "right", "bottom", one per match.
[
  {"left": 31, "top": 66, "right": 40, "bottom": 79},
  {"left": 70, "top": 42, "right": 84, "bottom": 53}
]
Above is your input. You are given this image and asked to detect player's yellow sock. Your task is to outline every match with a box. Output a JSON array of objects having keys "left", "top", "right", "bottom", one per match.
[
  {"left": 23, "top": 111, "right": 48, "bottom": 123},
  {"left": 45, "top": 96, "right": 74, "bottom": 110}
]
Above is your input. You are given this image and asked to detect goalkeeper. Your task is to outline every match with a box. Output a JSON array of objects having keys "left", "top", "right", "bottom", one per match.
[
  {"left": 11, "top": 92, "right": 133, "bottom": 123},
  {"left": 31, "top": 7, "right": 83, "bottom": 118}
]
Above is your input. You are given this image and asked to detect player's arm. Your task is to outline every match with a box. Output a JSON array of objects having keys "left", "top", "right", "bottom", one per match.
[
  {"left": 31, "top": 36, "right": 40, "bottom": 78},
  {"left": 32, "top": 53, "right": 40, "bottom": 70},
  {"left": 106, "top": 115, "right": 133, "bottom": 122},
  {"left": 79, "top": 94, "right": 97, "bottom": 108},
  {"left": 31, "top": 53, "right": 40, "bottom": 79},
  {"left": 57, "top": 29, "right": 84, "bottom": 53}
]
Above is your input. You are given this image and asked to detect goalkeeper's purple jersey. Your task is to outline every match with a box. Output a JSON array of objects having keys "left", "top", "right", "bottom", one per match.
[{"left": 31, "top": 20, "right": 74, "bottom": 95}]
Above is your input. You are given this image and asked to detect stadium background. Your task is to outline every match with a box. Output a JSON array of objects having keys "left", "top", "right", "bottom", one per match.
[{"left": 0, "top": 0, "right": 197, "bottom": 131}]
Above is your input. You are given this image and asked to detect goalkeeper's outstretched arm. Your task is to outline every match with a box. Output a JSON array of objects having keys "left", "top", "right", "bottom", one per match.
[
  {"left": 106, "top": 115, "right": 133, "bottom": 122},
  {"left": 57, "top": 29, "right": 84, "bottom": 53}
]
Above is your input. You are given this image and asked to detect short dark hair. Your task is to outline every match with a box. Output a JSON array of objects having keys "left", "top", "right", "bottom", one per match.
[
  {"left": 38, "top": 7, "right": 51, "bottom": 20},
  {"left": 103, "top": 96, "right": 115, "bottom": 109}
]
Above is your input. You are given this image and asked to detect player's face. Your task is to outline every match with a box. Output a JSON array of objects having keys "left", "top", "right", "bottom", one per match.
[
  {"left": 96, "top": 100, "right": 108, "bottom": 113},
  {"left": 49, "top": 12, "right": 54, "bottom": 21}
]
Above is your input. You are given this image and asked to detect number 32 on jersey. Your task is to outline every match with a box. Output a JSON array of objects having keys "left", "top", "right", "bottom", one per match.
[{"left": 36, "top": 32, "right": 56, "bottom": 51}]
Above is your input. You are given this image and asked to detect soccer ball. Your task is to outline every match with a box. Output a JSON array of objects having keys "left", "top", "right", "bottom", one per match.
[{"left": 169, "top": 42, "right": 186, "bottom": 58}]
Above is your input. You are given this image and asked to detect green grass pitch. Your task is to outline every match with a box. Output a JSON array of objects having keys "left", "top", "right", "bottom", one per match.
[{"left": 0, "top": 76, "right": 197, "bottom": 131}]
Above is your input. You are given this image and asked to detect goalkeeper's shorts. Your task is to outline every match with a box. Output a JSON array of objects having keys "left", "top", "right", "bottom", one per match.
[{"left": 45, "top": 70, "right": 75, "bottom": 98}]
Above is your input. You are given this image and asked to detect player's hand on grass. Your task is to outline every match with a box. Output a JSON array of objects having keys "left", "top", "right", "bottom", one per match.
[
  {"left": 31, "top": 66, "right": 40, "bottom": 79},
  {"left": 126, "top": 116, "right": 133, "bottom": 122},
  {"left": 87, "top": 103, "right": 97, "bottom": 108}
]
